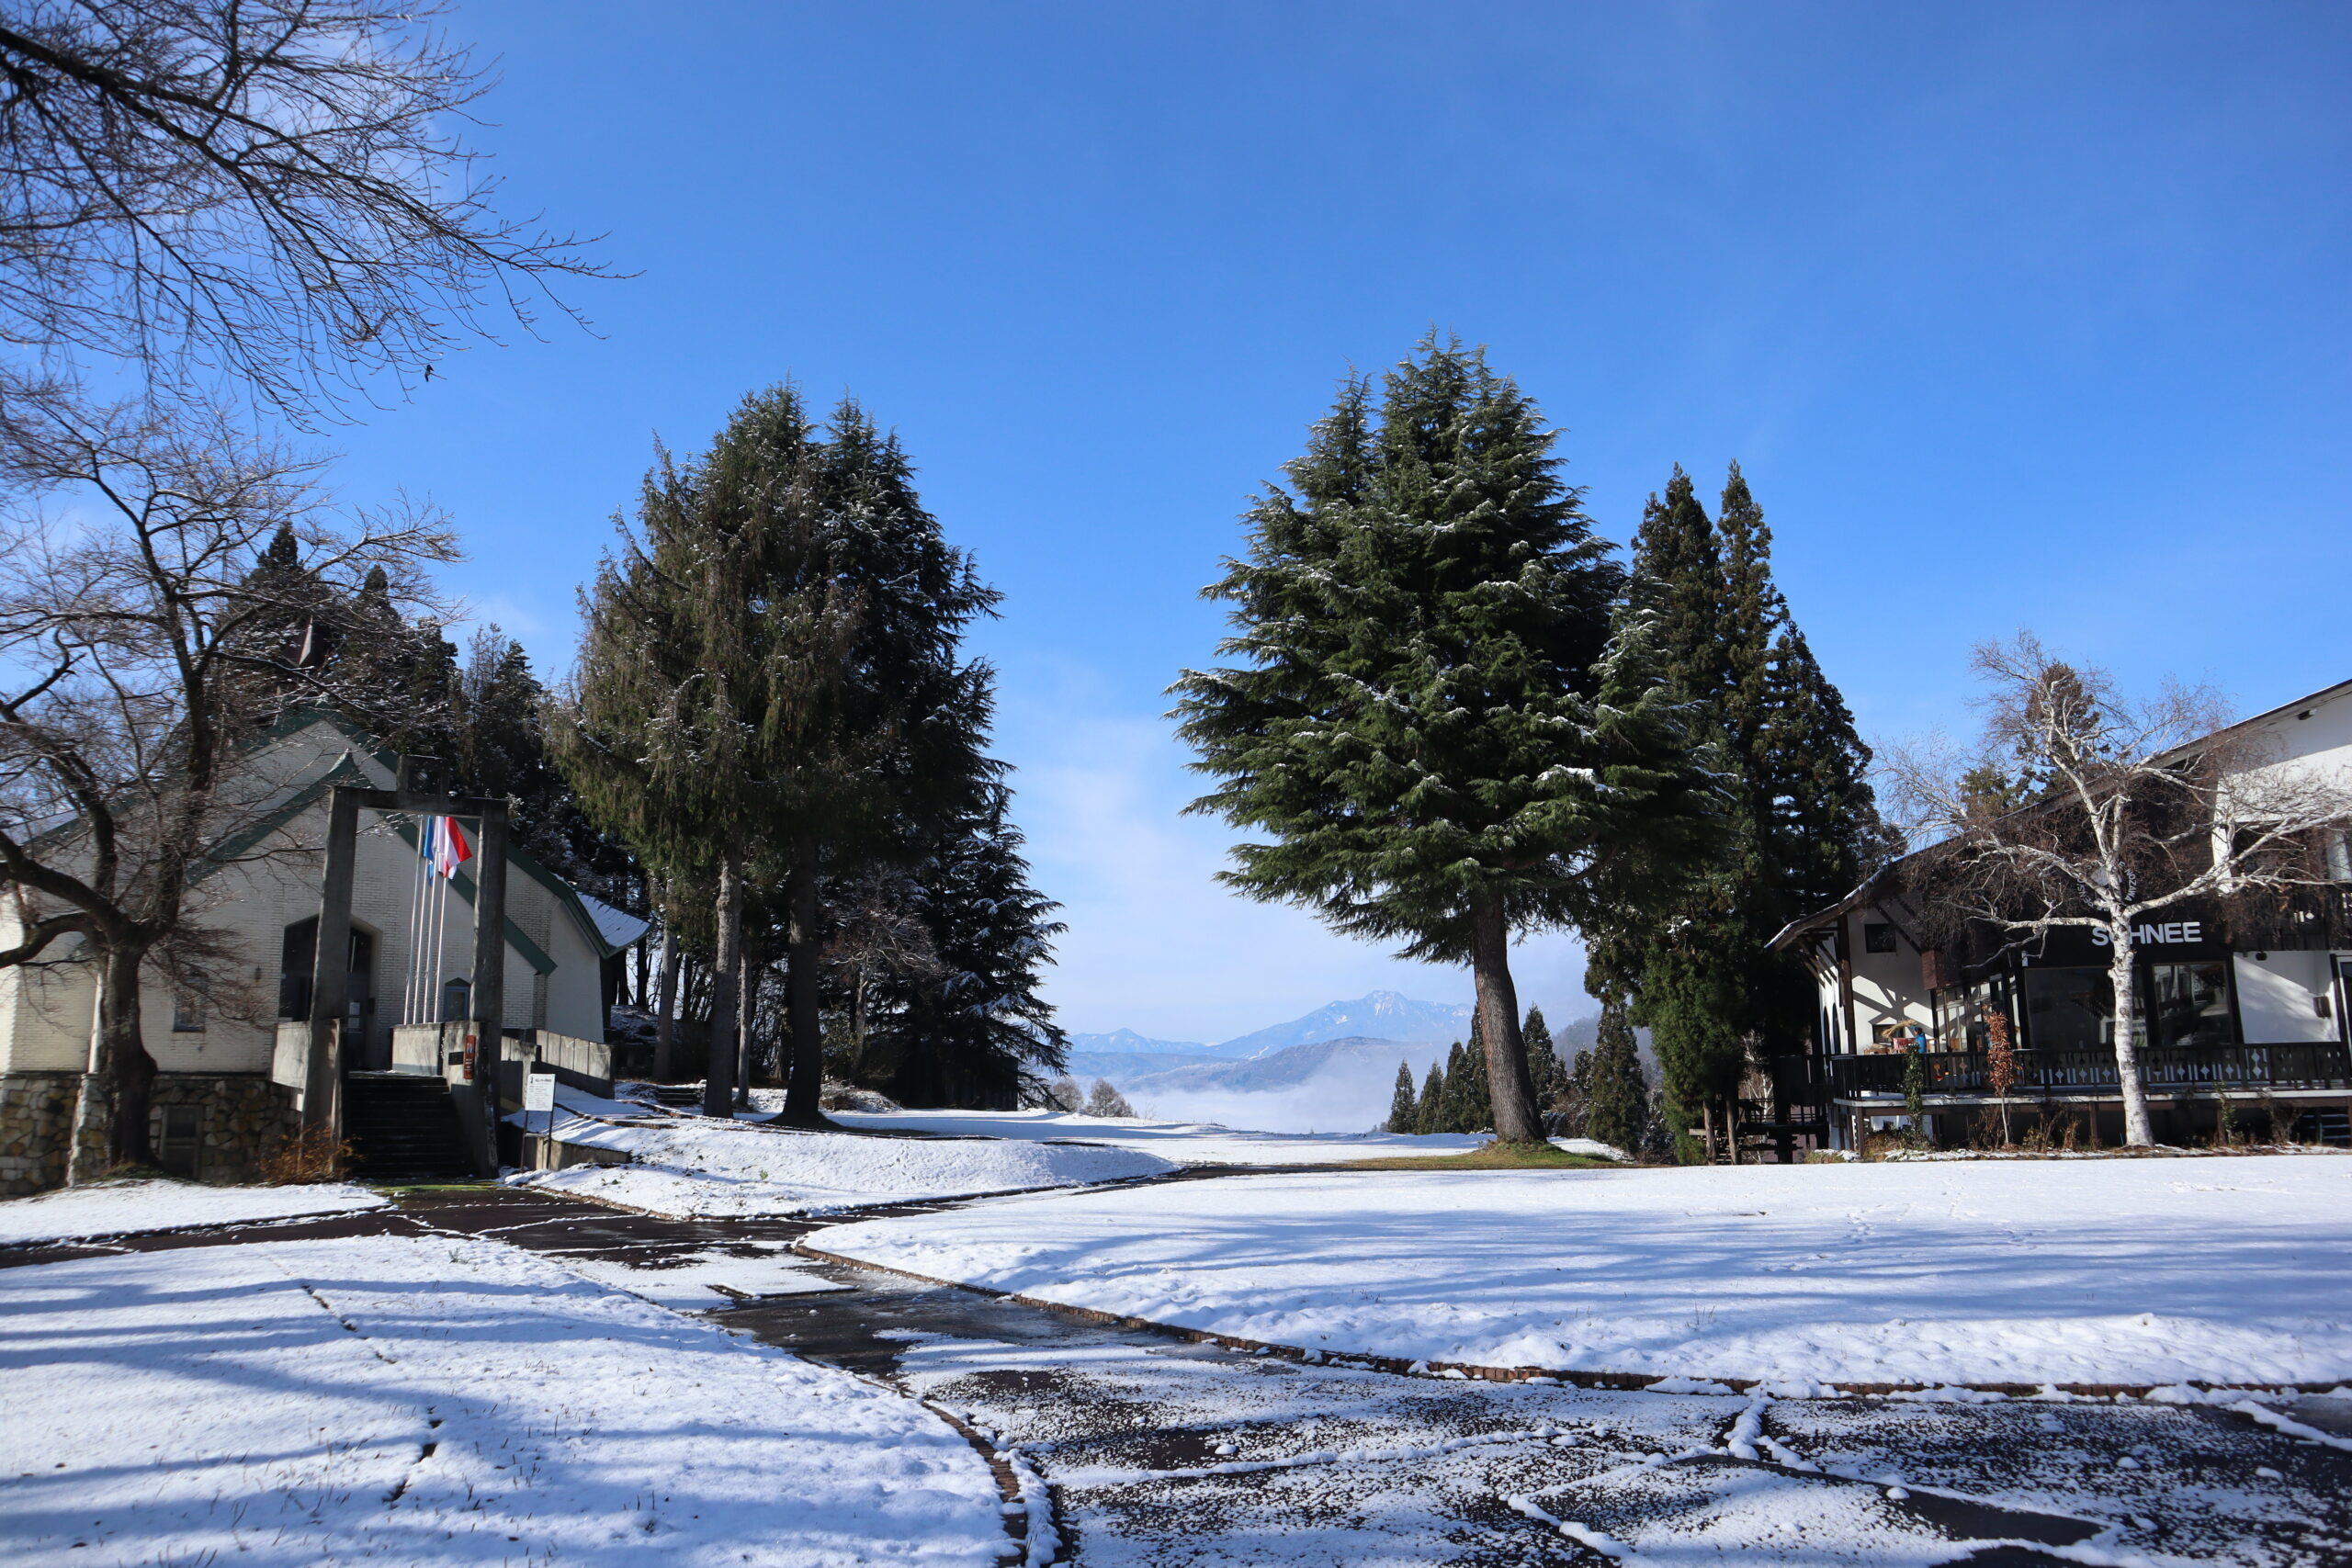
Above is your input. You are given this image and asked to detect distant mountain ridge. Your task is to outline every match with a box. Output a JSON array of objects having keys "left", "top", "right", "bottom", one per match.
[
  {"left": 1210, "top": 989, "right": 1474, "bottom": 1058},
  {"left": 1116, "top": 1034, "right": 1451, "bottom": 1097},
  {"left": 1063, "top": 1048, "right": 1229, "bottom": 1083},
  {"left": 1065, "top": 1027, "right": 1210, "bottom": 1056}
]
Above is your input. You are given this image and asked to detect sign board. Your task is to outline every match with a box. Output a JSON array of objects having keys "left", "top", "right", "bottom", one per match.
[
  {"left": 2007, "top": 908, "right": 2232, "bottom": 967},
  {"left": 524, "top": 1070, "right": 556, "bottom": 1114}
]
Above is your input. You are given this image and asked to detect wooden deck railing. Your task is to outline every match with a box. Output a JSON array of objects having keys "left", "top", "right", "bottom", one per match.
[{"left": 1778, "top": 1042, "right": 2352, "bottom": 1101}]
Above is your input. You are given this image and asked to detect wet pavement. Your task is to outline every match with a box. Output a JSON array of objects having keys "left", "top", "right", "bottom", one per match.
[{"left": 8, "top": 1184, "right": 2350, "bottom": 1565}]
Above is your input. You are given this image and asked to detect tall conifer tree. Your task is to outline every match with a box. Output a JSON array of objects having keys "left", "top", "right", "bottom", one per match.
[
  {"left": 1592, "top": 464, "right": 1893, "bottom": 1158},
  {"left": 1413, "top": 1059, "right": 1447, "bottom": 1135},
  {"left": 1174, "top": 337, "right": 1715, "bottom": 1143},
  {"left": 561, "top": 387, "right": 1001, "bottom": 1124},
  {"left": 1386, "top": 1062, "right": 1418, "bottom": 1134},
  {"left": 1584, "top": 990, "right": 1650, "bottom": 1156},
  {"left": 890, "top": 778, "right": 1070, "bottom": 1106},
  {"left": 1523, "top": 1005, "right": 1565, "bottom": 1112}
]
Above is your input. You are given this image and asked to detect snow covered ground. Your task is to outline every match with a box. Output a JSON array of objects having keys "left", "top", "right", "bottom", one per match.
[
  {"left": 516, "top": 1091, "right": 1173, "bottom": 1217},
  {"left": 820, "top": 1104, "right": 1491, "bottom": 1166},
  {"left": 0, "top": 1233, "right": 1005, "bottom": 1566},
  {"left": 809, "top": 1156, "right": 2352, "bottom": 1389},
  {"left": 0, "top": 1177, "right": 385, "bottom": 1246},
  {"left": 555, "top": 1244, "right": 851, "bottom": 1308}
]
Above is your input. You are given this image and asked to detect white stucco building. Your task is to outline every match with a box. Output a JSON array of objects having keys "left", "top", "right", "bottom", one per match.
[{"left": 0, "top": 710, "right": 644, "bottom": 1192}]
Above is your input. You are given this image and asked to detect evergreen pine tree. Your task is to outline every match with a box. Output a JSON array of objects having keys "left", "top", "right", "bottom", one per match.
[
  {"left": 1630, "top": 468, "right": 1731, "bottom": 710},
  {"left": 1522, "top": 1005, "right": 1564, "bottom": 1112},
  {"left": 1584, "top": 989, "right": 1650, "bottom": 1156},
  {"left": 1461, "top": 1043, "right": 1491, "bottom": 1132},
  {"left": 892, "top": 778, "right": 1070, "bottom": 1107},
  {"left": 1435, "top": 1041, "right": 1471, "bottom": 1132},
  {"left": 560, "top": 395, "right": 813, "bottom": 1115},
  {"left": 1640, "top": 936, "right": 1745, "bottom": 1161},
  {"left": 1174, "top": 337, "right": 1714, "bottom": 1143},
  {"left": 1447, "top": 1030, "right": 1492, "bottom": 1133},
  {"left": 1593, "top": 463, "right": 1893, "bottom": 1159},
  {"left": 560, "top": 387, "right": 1001, "bottom": 1125},
  {"left": 1413, "top": 1060, "right": 1446, "bottom": 1134},
  {"left": 1561, "top": 1046, "right": 1596, "bottom": 1135},
  {"left": 775, "top": 398, "right": 1001, "bottom": 1124},
  {"left": 1714, "top": 464, "right": 1781, "bottom": 802},
  {"left": 1386, "top": 1061, "right": 1418, "bottom": 1134}
]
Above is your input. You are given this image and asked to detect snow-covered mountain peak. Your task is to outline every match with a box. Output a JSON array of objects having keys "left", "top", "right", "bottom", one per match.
[{"left": 1214, "top": 992, "right": 1474, "bottom": 1059}]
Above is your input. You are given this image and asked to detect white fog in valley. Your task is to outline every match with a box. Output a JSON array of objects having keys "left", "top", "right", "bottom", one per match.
[
  {"left": 1129, "top": 1047, "right": 1452, "bottom": 1134},
  {"left": 1068, "top": 991, "right": 1605, "bottom": 1134}
]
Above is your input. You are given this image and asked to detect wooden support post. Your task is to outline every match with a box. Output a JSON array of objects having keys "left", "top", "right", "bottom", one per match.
[
  {"left": 469, "top": 801, "right": 509, "bottom": 1173},
  {"left": 304, "top": 787, "right": 361, "bottom": 1136},
  {"left": 302, "top": 783, "right": 511, "bottom": 1168}
]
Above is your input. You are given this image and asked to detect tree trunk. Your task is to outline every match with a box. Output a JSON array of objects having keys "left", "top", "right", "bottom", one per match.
[
  {"left": 776, "top": 837, "right": 827, "bottom": 1128},
  {"left": 734, "top": 951, "right": 755, "bottom": 1108},
  {"left": 634, "top": 871, "right": 652, "bottom": 1010},
  {"left": 651, "top": 902, "right": 679, "bottom": 1082},
  {"left": 65, "top": 954, "right": 112, "bottom": 1185},
  {"left": 68, "top": 943, "right": 154, "bottom": 1179},
  {"left": 1468, "top": 894, "right": 1545, "bottom": 1145},
  {"left": 104, "top": 943, "right": 155, "bottom": 1168},
  {"left": 2106, "top": 923, "right": 2155, "bottom": 1145},
  {"left": 703, "top": 854, "right": 742, "bottom": 1118}
]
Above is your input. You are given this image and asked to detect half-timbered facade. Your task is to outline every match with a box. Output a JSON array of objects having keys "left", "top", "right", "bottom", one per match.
[{"left": 1770, "top": 678, "right": 2352, "bottom": 1152}]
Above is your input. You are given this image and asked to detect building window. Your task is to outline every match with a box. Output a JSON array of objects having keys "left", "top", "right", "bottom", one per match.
[
  {"left": 156, "top": 1104, "right": 201, "bottom": 1178},
  {"left": 2327, "top": 830, "right": 2352, "bottom": 884},
  {"left": 1863, "top": 922, "right": 1899, "bottom": 953},
  {"left": 2022, "top": 967, "right": 2115, "bottom": 1052},
  {"left": 172, "top": 978, "right": 207, "bottom": 1032},
  {"left": 2148, "top": 961, "right": 2233, "bottom": 1049}
]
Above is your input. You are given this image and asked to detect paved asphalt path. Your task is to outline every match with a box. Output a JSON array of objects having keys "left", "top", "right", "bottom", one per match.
[{"left": 7, "top": 1184, "right": 2349, "bottom": 1565}]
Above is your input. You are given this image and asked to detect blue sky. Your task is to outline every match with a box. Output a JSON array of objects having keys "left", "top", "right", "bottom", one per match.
[{"left": 321, "top": 2, "right": 2352, "bottom": 1043}]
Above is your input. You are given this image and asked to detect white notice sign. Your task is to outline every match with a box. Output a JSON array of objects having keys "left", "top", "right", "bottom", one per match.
[{"left": 524, "top": 1071, "right": 556, "bottom": 1114}]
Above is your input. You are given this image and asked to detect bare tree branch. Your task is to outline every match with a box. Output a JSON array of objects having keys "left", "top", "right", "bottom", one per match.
[
  {"left": 0, "top": 0, "right": 615, "bottom": 421},
  {"left": 0, "top": 377, "right": 458, "bottom": 1165}
]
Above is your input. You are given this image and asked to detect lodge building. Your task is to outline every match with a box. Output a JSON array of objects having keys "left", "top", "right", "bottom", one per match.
[
  {"left": 1768, "top": 677, "right": 2352, "bottom": 1153},
  {"left": 0, "top": 710, "right": 645, "bottom": 1194}
]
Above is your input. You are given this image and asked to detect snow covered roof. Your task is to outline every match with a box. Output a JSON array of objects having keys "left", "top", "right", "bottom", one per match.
[{"left": 577, "top": 890, "right": 651, "bottom": 953}]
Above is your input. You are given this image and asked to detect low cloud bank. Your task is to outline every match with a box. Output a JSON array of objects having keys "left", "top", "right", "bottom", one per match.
[{"left": 1132, "top": 1043, "right": 1448, "bottom": 1134}]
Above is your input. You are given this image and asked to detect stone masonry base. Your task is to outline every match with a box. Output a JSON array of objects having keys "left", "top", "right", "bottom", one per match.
[{"left": 0, "top": 1071, "right": 297, "bottom": 1196}]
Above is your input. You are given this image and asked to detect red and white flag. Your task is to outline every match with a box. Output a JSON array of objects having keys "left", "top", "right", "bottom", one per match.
[{"left": 421, "top": 816, "right": 473, "bottom": 880}]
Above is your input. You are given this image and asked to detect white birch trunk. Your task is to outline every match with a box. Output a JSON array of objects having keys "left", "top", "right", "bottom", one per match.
[
  {"left": 64, "top": 962, "right": 109, "bottom": 1187},
  {"left": 2106, "top": 918, "right": 2156, "bottom": 1145}
]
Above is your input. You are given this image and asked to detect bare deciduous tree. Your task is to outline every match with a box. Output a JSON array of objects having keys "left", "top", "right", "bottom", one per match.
[
  {"left": 1082, "top": 1077, "right": 1135, "bottom": 1118},
  {"left": 0, "top": 386, "right": 454, "bottom": 1173},
  {"left": 821, "top": 864, "right": 944, "bottom": 1089},
  {"left": 0, "top": 0, "right": 608, "bottom": 417},
  {"left": 1887, "top": 635, "right": 2352, "bottom": 1146}
]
